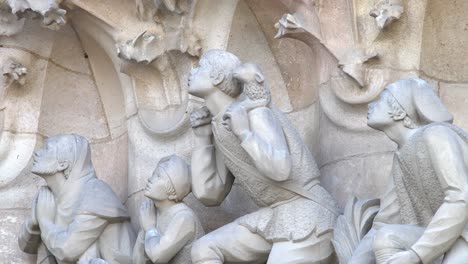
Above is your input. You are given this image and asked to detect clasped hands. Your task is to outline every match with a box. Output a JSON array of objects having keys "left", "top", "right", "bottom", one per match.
[
  {"left": 29, "top": 186, "right": 56, "bottom": 230},
  {"left": 139, "top": 200, "right": 160, "bottom": 238},
  {"left": 189, "top": 104, "right": 251, "bottom": 141}
]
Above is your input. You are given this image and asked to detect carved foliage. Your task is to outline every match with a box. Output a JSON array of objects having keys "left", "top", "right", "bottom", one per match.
[
  {"left": 0, "top": 5, "right": 25, "bottom": 36},
  {"left": 332, "top": 197, "right": 380, "bottom": 264},
  {"left": 369, "top": 0, "right": 404, "bottom": 30},
  {"left": 0, "top": 0, "right": 67, "bottom": 36},
  {"left": 2, "top": 59, "right": 27, "bottom": 86}
]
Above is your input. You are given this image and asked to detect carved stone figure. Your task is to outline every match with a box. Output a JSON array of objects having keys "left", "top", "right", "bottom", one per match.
[
  {"left": 348, "top": 78, "right": 468, "bottom": 263},
  {"left": 18, "top": 134, "right": 136, "bottom": 264},
  {"left": 133, "top": 155, "right": 204, "bottom": 264},
  {"left": 188, "top": 50, "right": 339, "bottom": 264}
]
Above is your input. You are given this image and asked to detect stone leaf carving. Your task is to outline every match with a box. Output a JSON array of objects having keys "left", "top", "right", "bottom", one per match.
[
  {"left": 369, "top": 0, "right": 404, "bottom": 30},
  {"left": 2, "top": 59, "right": 27, "bottom": 85},
  {"left": 274, "top": 13, "right": 304, "bottom": 39},
  {"left": 117, "top": 31, "right": 165, "bottom": 64},
  {"left": 339, "top": 48, "right": 378, "bottom": 87},
  {"left": 0, "top": 5, "right": 25, "bottom": 36},
  {"left": 5, "top": 0, "right": 66, "bottom": 30},
  {"left": 117, "top": 29, "right": 200, "bottom": 64},
  {"left": 332, "top": 197, "right": 380, "bottom": 264},
  {"left": 135, "top": 0, "right": 191, "bottom": 20}
]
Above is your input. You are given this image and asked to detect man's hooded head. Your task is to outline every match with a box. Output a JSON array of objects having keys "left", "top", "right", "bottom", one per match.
[{"left": 32, "top": 134, "right": 94, "bottom": 179}]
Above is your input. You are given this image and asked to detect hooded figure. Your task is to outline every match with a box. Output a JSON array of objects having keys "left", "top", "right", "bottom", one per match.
[{"left": 18, "top": 134, "right": 136, "bottom": 264}]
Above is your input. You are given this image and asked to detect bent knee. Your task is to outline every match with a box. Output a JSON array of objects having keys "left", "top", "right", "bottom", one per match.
[
  {"left": 191, "top": 235, "right": 223, "bottom": 262},
  {"left": 373, "top": 226, "right": 401, "bottom": 251}
]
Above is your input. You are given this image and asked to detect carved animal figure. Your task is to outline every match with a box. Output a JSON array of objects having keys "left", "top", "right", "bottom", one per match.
[{"left": 232, "top": 62, "right": 271, "bottom": 110}]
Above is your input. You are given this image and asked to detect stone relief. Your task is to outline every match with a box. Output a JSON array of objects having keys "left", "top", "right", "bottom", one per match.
[
  {"left": 18, "top": 134, "right": 135, "bottom": 264},
  {"left": 342, "top": 78, "right": 468, "bottom": 264},
  {"left": 2, "top": 58, "right": 27, "bottom": 86},
  {"left": 0, "top": 1, "right": 465, "bottom": 263},
  {"left": 188, "top": 50, "right": 339, "bottom": 263},
  {"left": 1, "top": 0, "right": 67, "bottom": 31},
  {"left": 133, "top": 155, "right": 204, "bottom": 264},
  {"left": 369, "top": 0, "right": 404, "bottom": 30}
]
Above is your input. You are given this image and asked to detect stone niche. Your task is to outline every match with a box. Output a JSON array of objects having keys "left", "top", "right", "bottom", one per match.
[{"left": 0, "top": 0, "right": 466, "bottom": 263}]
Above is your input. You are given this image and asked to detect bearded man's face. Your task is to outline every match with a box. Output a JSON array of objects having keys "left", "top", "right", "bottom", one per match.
[{"left": 31, "top": 139, "right": 61, "bottom": 176}]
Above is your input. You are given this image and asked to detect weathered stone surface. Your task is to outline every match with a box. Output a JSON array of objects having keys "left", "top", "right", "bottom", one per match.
[
  {"left": 420, "top": 0, "right": 468, "bottom": 83},
  {"left": 0, "top": 210, "right": 36, "bottom": 264},
  {"left": 440, "top": 82, "right": 468, "bottom": 131},
  {"left": 38, "top": 63, "right": 110, "bottom": 140}
]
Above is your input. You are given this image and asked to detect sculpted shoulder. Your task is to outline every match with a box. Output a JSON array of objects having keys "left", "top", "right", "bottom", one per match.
[{"left": 422, "top": 124, "right": 460, "bottom": 147}]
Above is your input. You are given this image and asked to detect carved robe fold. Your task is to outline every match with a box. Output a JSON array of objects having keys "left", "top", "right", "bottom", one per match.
[{"left": 18, "top": 136, "right": 135, "bottom": 264}]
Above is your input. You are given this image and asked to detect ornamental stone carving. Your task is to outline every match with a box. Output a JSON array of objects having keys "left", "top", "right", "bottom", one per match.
[
  {"left": 18, "top": 134, "right": 136, "bottom": 264},
  {"left": 2, "top": 58, "right": 27, "bottom": 86},
  {"left": 370, "top": 0, "right": 404, "bottom": 30},
  {"left": 188, "top": 49, "right": 339, "bottom": 263}
]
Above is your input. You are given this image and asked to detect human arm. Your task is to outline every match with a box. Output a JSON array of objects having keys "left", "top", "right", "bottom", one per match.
[
  {"left": 18, "top": 191, "right": 42, "bottom": 254},
  {"left": 223, "top": 105, "right": 292, "bottom": 181},
  {"left": 144, "top": 213, "right": 195, "bottom": 263},
  {"left": 38, "top": 214, "right": 107, "bottom": 262},
  {"left": 36, "top": 187, "right": 108, "bottom": 262},
  {"left": 406, "top": 126, "right": 468, "bottom": 263},
  {"left": 133, "top": 229, "right": 151, "bottom": 264},
  {"left": 190, "top": 107, "right": 234, "bottom": 206}
]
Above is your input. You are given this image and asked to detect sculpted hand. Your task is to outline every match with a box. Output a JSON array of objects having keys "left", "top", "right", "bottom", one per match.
[
  {"left": 386, "top": 250, "right": 421, "bottom": 264},
  {"left": 30, "top": 191, "right": 40, "bottom": 227},
  {"left": 139, "top": 200, "right": 157, "bottom": 232},
  {"left": 36, "top": 186, "right": 56, "bottom": 226},
  {"left": 223, "top": 104, "right": 250, "bottom": 141},
  {"left": 190, "top": 106, "right": 213, "bottom": 138}
]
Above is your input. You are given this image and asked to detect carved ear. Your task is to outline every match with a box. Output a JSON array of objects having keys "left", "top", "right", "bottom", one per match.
[
  {"left": 57, "top": 160, "right": 69, "bottom": 172},
  {"left": 212, "top": 71, "right": 225, "bottom": 86},
  {"left": 255, "top": 72, "right": 264, "bottom": 83}
]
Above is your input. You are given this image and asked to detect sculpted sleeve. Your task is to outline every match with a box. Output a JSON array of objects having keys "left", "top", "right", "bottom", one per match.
[
  {"left": 144, "top": 212, "right": 195, "bottom": 263},
  {"left": 191, "top": 144, "right": 234, "bottom": 206},
  {"left": 410, "top": 126, "right": 468, "bottom": 263},
  {"left": 40, "top": 214, "right": 108, "bottom": 262},
  {"left": 18, "top": 218, "right": 41, "bottom": 254},
  {"left": 240, "top": 107, "right": 292, "bottom": 182}
]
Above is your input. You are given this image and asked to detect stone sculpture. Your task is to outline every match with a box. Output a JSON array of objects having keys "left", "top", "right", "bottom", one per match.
[
  {"left": 347, "top": 78, "right": 468, "bottom": 263},
  {"left": 369, "top": 0, "right": 404, "bottom": 30},
  {"left": 2, "top": 59, "right": 27, "bottom": 86},
  {"left": 18, "top": 134, "right": 136, "bottom": 264},
  {"left": 133, "top": 155, "right": 204, "bottom": 264},
  {"left": 188, "top": 49, "right": 339, "bottom": 263}
]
